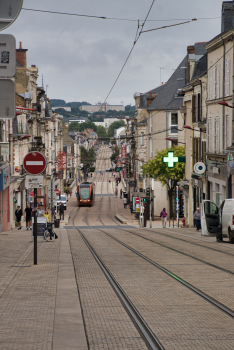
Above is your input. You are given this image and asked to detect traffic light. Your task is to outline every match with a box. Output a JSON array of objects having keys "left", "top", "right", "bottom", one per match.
[
  {"left": 14, "top": 198, "right": 17, "bottom": 203},
  {"left": 143, "top": 198, "right": 147, "bottom": 202},
  {"left": 146, "top": 187, "right": 150, "bottom": 198}
]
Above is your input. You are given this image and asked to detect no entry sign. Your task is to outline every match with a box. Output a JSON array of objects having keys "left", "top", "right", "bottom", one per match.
[
  {"left": 54, "top": 189, "right": 60, "bottom": 195},
  {"left": 23, "top": 152, "right": 47, "bottom": 175}
]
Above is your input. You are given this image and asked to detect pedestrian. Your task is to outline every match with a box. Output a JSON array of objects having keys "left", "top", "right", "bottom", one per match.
[
  {"left": 160, "top": 208, "right": 167, "bottom": 228},
  {"left": 70, "top": 190, "right": 72, "bottom": 197},
  {"left": 123, "top": 197, "right": 127, "bottom": 208},
  {"left": 193, "top": 208, "right": 201, "bottom": 231},
  {"left": 15, "top": 205, "right": 22, "bottom": 230},
  {"left": 59, "top": 202, "right": 65, "bottom": 220},
  {"left": 120, "top": 189, "right": 123, "bottom": 199},
  {"left": 115, "top": 188, "right": 118, "bottom": 197},
  {"left": 91, "top": 173, "right": 92, "bottom": 178},
  {"left": 24, "top": 204, "right": 32, "bottom": 230},
  {"left": 44, "top": 210, "right": 50, "bottom": 222},
  {"left": 130, "top": 202, "right": 133, "bottom": 215},
  {"left": 37, "top": 205, "right": 44, "bottom": 217}
]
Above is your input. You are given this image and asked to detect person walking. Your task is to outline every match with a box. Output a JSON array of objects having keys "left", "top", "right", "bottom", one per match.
[
  {"left": 123, "top": 197, "right": 127, "bottom": 209},
  {"left": 130, "top": 202, "right": 133, "bottom": 215},
  {"left": 24, "top": 204, "right": 32, "bottom": 230},
  {"left": 160, "top": 208, "right": 167, "bottom": 228},
  {"left": 15, "top": 206, "right": 22, "bottom": 230},
  {"left": 193, "top": 208, "right": 201, "bottom": 231},
  {"left": 115, "top": 188, "right": 118, "bottom": 197},
  {"left": 120, "top": 189, "right": 123, "bottom": 199},
  {"left": 59, "top": 202, "right": 65, "bottom": 220}
]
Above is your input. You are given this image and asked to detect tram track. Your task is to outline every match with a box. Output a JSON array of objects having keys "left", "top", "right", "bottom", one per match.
[{"left": 69, "top": 144, "right": 234, "bottom": 349}]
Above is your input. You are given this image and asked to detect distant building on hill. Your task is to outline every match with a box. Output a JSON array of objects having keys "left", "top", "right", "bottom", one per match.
[
  {"left": 68, "top": 117, "right": 88, "bottom": 124},
  {"left": 51, "top": 106, "right": 71, "bottom": 112},
  {"left": 80, "top": 102, "right": 124, "bottom": 113}
]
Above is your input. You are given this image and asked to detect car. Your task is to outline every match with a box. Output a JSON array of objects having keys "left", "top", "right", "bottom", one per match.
[{"left": 57, "top": 194, "right": 67, "bottom": 210}]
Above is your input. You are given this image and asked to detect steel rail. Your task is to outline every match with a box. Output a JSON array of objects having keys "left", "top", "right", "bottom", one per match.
[
  {"left": 117, "top": 228, "right": 234, "bottom": 277},
  {"left": 99, "top": 229, "right": 234, "bottom": 320},
  {"left": 146, "top": 228, "right": 234, "bottom": 257}
]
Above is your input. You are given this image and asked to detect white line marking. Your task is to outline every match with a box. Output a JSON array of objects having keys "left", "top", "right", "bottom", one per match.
[{"left": 26, "top": 161, "right": 43, "bottom": 165}]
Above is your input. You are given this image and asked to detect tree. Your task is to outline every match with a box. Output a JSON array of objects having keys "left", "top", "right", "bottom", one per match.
[
  {"left": 142, "top": 146, "right": 185, "bottom": 217},
  {"left": 110, "top": 147, "right": 119, "bottom": 164},
  {"left": 68, "top": 121, "right": 80, "bottom": 132},
  {"left": 107, "top": 120, "right": 125, "bottom": 137},
  {"left": 96, "top": 125, "right": 107, "bottom": 139},
  {"left": 79, "top": 121, "right": 97, "bottom": 132}
]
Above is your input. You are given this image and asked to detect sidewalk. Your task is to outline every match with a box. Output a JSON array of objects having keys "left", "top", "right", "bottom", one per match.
[{"left": 0, "top": 223, "right": 87, "bottom": 350}]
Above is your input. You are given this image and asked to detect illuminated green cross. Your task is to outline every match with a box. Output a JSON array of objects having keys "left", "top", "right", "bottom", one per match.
[{"left": 163, "top": 152, "right": 179, "bottom": 168}]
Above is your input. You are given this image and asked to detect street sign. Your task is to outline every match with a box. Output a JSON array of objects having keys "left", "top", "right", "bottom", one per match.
[
  {"left": 26, "top": 175, "right": 44, "bottom": 189},
  {"left": 162, "top": 151, "right": 186, "bottom": 168},
  {"left": 23, "top": 151, "right": 47, "bottom": 175},
  {"left": 0, "top": 34, "right": 16, "bottom": 77},
  {"left": 0, "top": 0, "right": 24, "bottom": 32},
  {"left": 54, "top": 189, "right": 60, "bottom": 195},
  {"left": 0, "top": 78, "right": 15, "bottom": 119}
]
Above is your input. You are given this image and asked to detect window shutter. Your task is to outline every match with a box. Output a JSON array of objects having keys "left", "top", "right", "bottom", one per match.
[
  {"left": 214, "top": 119, "right": 217, "bottom": 153},
  {"left": 208, "top": 118, "right": 212, "bottom": 152},
  {"left": 216, "top": 117, "right": 219, "bottom": 153},
  {"left": 226, "top": 59, "right": 230, "bottom": 96},
  {"left": 209, "top": 68, "right": 212, "bottom": 100},
  {"left": 214, "top": 66, "right": 217, "bottom": 99},
  {"left": 226, "top": 115, "right": 229, "bottom": 148},
  {"left": 217, "top": 64, "right": 220, "bottom": 99}
]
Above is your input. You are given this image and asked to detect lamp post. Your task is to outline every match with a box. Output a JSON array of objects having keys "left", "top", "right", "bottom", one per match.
[{"left": 165, "top": 137, "right": 186, "bottom": 145}]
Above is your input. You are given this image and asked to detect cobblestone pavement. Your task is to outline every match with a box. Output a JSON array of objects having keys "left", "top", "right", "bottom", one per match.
[{"left": 2, "top": 145, "right": 234, "bottom": 349}]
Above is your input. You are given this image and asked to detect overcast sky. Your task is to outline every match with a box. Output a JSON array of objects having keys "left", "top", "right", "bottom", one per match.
[{"left": 5, "top": 0, "right": 227, "bottom": 106}]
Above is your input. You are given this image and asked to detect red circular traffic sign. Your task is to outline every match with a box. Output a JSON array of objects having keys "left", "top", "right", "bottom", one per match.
[
  {"left": 54, "top": 189, "right": 60, "bottom": 195},
  {"left": 135, "top": 197, "right": 140, "bottom": 204},
  {"left": 23, "top": 152, "right": 47, "bottom": 175},
  {"left": 30, "top": 191, "right": 34, "bottom": 196}
]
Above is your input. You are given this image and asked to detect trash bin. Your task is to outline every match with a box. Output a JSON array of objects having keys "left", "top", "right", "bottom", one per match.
[{"left": 54, "top": 219, "right": 60, "bottom": 228}]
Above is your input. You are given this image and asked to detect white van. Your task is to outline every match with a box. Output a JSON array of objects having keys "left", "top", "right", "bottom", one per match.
[{"left": 201, "top": 199, "right": 234, "bottom": 243}]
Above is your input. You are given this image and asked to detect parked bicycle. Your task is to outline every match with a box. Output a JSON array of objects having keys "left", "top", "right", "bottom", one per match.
[{"left": 44, "top": 222, "right": 57, "bottom": 242}]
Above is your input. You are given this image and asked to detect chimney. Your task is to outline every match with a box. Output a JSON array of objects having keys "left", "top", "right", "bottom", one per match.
[
  {"left": 16, "top": 42, "right": 28, "bottom": 67},
  {"left": 221, "top": 1, "right": 234, "bottom": 32},
  {"left": 147, "top": 91, "right": 155, "bottom": 108}
]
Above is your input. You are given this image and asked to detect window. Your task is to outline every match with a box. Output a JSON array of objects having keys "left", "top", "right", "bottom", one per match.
[
  {"left": 215, "top": 117, "right": 219, "bottom": 154},
  {"left": 226, "top": 115, "right": 229, "bottom": 148},
  {"left": 216, "top": 63, "right": 220, "bottom": 99},
  {"left": 170, "top": 113, "right": 178, "bottom": 133},
  {"left": 141, "top": 133, "right": 144, "bottom": 146},
  {"left": 67, "top": 146, "right": 71, "bottom": 154},
  {"left": 209, "top": 67, "right": 212, "bottom": 100},
  {"left": 171, "top": 140, "right": 178, "bottom": 147},
  {"left": 150, "top": 138, "right": 153, "bottom": 158},
  {"left": 207, "top": 117, "right": 212, "bottom": 152},
  {"left": 149, "top": 112, "right": 152, "bottom": 133},
  {"left": 225, "top": 59, "right": 230, "bottom": 96}
]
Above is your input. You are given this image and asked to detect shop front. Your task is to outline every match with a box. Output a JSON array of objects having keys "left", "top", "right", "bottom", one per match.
[{"left": 0, "top": 165, "right": 10, "bottom": 232}]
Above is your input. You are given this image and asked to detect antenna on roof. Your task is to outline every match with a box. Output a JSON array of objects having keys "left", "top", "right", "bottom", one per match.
[{"left": 42, "top": 74, "right": 44, "bottom": 88}]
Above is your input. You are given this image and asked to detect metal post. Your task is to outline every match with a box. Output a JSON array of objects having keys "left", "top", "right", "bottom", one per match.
[
  {"left": 51, "top": 173, "right": 53, "bottom": 221},
  {"left": 150, "top": 185, "right": 152, "bottom": 228},
  {"left": 34, "top": 188, "right": 37, "bottom": 265},
  {"left": 176, "top": 185, "right": 179, "bottom": 228}
]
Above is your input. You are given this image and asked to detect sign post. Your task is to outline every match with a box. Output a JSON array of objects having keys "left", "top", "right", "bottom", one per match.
[{"left": 23, "top": 152, "right": 47, "bottom": 265}]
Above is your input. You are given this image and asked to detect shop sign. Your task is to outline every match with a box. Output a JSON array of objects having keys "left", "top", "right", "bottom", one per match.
[{"left": 25, "top": 175, "right": 44, "bottom": 189}]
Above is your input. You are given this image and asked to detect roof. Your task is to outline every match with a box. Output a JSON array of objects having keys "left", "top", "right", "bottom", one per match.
[
  {"left": 193, "top": 42, "right": 207, "bottom": 56},
  {"left": 138, "top": 85, "right": 164, "bottom": 109},
  {"left": 191, "top": 53, "right": 207, "bottom": 80},
  {"left": 147, "top": 55, "right": 187, "bottom": 111},
  {"left": 16, "top": 60, "right": 23, "bottom": 67}
]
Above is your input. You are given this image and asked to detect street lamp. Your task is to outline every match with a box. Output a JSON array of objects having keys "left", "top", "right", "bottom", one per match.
[
  {"left": 184, "top": 125, "right": 206, "bottom": 133},
  {"left": 165, "top": 137, "right": 186, "bottom": 145},
  {"left": 218, "top": 101, "right": 234, "bottom": 108}
]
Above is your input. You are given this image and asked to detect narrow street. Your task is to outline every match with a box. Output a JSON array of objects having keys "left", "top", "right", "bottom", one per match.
[{"left": 0, "top": 145, "right": 234, "bottom": 350}]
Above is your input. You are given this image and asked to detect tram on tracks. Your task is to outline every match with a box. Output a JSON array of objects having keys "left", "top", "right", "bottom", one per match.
[{"left": 77, "top": 182, "right": 95, "bottom": 207}]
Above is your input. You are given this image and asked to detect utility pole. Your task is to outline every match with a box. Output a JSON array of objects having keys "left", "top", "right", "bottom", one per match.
[
  {"left": 150, "top": 185, "right": 152, "bottom": 228},
  {"left": 176, "top": 185, "right": 179, "bottom": 227}
]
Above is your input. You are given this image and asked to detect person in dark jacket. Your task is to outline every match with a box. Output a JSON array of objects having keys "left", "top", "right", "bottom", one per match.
[
  {"left": 15, "top": 206, "right": 22, "bottom": 230},
  {"left": 59, "top": 202, "right": 65, "bottom": 220},
  {"left": 24, "top": 204, "right": 32, "bottom": 230}
]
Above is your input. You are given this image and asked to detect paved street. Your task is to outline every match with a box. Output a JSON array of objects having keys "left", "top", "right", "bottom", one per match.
[{"left": 1, "top": 146, "right": 234, "bottom": 349}]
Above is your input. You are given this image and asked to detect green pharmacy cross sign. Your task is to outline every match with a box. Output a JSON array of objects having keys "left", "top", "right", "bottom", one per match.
[{"left": 163, "top": 151, "right": 185, "bottom": 168}]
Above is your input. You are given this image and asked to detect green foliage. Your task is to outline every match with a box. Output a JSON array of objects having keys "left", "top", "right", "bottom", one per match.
[
  {"left": 96, "top": 125, "right": 107, "bottom": 139},
  {"left": 142, "top": 146, "right": 185, "bottom": 189},
  {"left": 50, "top": 99, "right": 66, "bottom": 107},
  {"left": 80, "top": 146, "right": 96, "bottom": 170},
  {"left": 110, "top": 147, "right": 119, "bottom": 164},
  {"left": 107, "top": 120, "right": 125, "bottom": 137},
  {"left": 79, "top": 121, "right": 97, "bottom": 132},
  {"left": 69, "top": 121, "right": 80, "bottom": 132}
]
